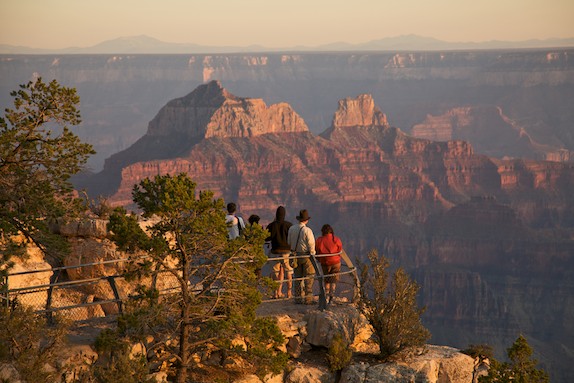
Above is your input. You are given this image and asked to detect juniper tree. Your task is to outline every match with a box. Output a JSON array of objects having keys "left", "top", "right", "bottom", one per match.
[
  {"left": 480, "top": 335, "right": 549, "bottom": 383},
  {"left": 108, "top": 173, "right": 286, "bottom": 383},
  {"left": 0, "top": 305, "right": 67, "bottom": 382},
  {"left": 0, "top": 79, "right": 92, "bottom": 381},
  {"left": 356, "top": 249, "right": 430, "bottom": 361},
  {"left": 0, "top": 78, "right": 94, "bottom": 263}
]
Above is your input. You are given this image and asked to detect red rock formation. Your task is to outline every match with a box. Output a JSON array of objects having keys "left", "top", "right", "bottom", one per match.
[
  {"left": 147, "top": 80, "right": 308, "bottom": 139},
  {"left": 86, "top": 83, "right": 574, "bottom": 381},
  {"left": 102, "top": 82, "right": 574, "bottom": 226}
]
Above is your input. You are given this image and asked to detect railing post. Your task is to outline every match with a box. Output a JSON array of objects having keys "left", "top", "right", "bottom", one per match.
[
  {"left": 339, "top": 250, "right": 360, "bottom": 302},
  {"left": 107, "top": 276, "right": 123, "bottom": 314},
  {"left": 1, "top": 272, "right": 8, "bottom": 309},
  {"left": 310, "top": 254, "right": 327, "bottom": 310},
  {"left": 45, "top": 269, "right": 62, "bottom": 323}
]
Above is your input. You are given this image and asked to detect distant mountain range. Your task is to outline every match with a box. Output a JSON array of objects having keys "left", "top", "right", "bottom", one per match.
[{"left": 2, "top": 34, "right": 574, "bottom": 54}]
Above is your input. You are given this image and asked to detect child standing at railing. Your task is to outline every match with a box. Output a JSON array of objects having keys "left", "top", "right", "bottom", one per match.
[{"left": 315, "top": 224, "right": 342, "bottom": 303}]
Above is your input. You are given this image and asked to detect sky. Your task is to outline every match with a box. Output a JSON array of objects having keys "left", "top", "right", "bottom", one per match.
[{"left": 1, "top": 0, "right": 574, "bottom": 49}]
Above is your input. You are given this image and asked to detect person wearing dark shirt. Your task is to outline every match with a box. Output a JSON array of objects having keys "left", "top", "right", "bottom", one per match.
[{"left": 266, "top": 206, "right": 293, "bottom": 299}]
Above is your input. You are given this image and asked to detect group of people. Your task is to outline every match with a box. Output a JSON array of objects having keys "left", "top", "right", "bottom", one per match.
[{"left": 226, "top": 203, "right": 343, "bottom": 304}]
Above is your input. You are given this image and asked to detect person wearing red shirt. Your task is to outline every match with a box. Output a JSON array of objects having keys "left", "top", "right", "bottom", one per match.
[{"left": 315, "top": 224, "right": 342, "bottom": 303}]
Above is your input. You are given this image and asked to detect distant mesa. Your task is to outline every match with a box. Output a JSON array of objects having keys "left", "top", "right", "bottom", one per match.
[{"left": 86, "top": 80, "right": 490, "bottom": 211}]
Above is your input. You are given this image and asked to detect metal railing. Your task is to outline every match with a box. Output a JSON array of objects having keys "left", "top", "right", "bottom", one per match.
[
  {"left": 1, "top": 250, "right": 359, "bottom": 320},
  {"left": 1, "top": 258, "right": 138, "bottom": 321},
  {"left": 263, "top": 251, "right": 360, "bottom": 310}
]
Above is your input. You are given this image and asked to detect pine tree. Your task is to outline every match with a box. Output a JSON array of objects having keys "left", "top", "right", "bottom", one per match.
[
  {"left": 108, "top": 173, "right": 286, "bottom": 382},
  {"left": 0, "top": 305, "right": 67, "bottom": 382},
  {"left": 0, "top": 79, "right": 92, "bottom": 382},
  {"left": 0, "top": 78, "right": 94, "bottom": 263},
  {"left": 480, "top": 335, "right": 549, "bottom": 383}
]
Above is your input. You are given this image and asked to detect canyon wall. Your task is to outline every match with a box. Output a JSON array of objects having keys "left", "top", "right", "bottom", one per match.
[
  {"left": 3, "top": 51, "right": 574, "bottom": 380},
  {"left": 1, "top": 49, "right": 573, "bottom": 170},
  {"left": 76, "top": 82, "right": 574, "bottom": 380}
]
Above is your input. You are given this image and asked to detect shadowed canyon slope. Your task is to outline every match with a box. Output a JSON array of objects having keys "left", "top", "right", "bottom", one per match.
[
  {"left": 78, "top": 81, "right": 574, "bottom": 380},
  {"left": 1, "top": 49, "right": 573, "bottom": 170}
]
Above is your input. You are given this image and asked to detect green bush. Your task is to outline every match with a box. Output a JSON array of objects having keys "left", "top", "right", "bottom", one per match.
[
  {"left": 0, "top": 305, "right": 67, "bottom": 382},
  {"left": 479, "top": 335, "right": 548, "bottom": 383},
  {"left": 326, "top": 333, "right": 353, "bottom": 372},
  {"left": 356, "top": 250, "right": 430, "bottom": 361}
]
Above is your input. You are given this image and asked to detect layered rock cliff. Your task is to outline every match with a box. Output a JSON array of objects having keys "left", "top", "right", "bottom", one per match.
[
  {"left": 2, "top": 50, "right": 573, "bottom": 170},
  {"left": 411, "top": 105, "right": 569, "bottom": 161},
  {"left": 80, "top": 82, "right": 574, "bottom": 381}
]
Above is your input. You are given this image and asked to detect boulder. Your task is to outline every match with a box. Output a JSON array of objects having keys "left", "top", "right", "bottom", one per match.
[
  {"left": 402, "top": 345, "right": 475, "bottom": 383},
  {"left": 0, "top": 363, "right": 21, "bottom": 383},
  {"left": 304, "top": 306, "right": 372, "bottom": 350},
  {"left": 235, "top": 374, "right": 264, "bottom": 383},
  {"left": 285, "top": 364, "right": 335, "bottom": 383},
  {"left": 56, "top": 218, "right": 108, "bottom": 239},
  {"left": 338, "top": 345, "right": 475, "bottom": 383},
  {"left": 6, "top": 239, "right": 52, "bottom": 310}
]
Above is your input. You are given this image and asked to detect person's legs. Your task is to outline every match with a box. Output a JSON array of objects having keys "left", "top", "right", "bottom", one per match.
[
  {"left": 321, "top": 263, "right": 331, "bottom": 296},
  {"left": 322, "top": 263, "right": 340, "bottom": 302},
  {"left": 328, "top": 263, "right": 341, "bottom": 302},
  {"left": 293, "top": 263, "right": 304, "bottom": 303},
  {"left": 303, "top": 258, "right": 315, "bottom": 303},
  {"left": 282, "top": 253, "right": 293, "bottom": 298},
  {"left": 277, "top": 264, "right": 285, "bottom": 298},
  {"left": 272, "top": 261, "right": 283, "bottom": 298}
]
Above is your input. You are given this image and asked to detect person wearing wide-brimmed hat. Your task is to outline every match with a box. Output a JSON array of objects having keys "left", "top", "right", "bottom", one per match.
[{"left": 287, "top": 209, "right": 316, "bottom": 304}]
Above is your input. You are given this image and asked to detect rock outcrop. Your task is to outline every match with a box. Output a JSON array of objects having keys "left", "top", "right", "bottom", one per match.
[{"left": 50, "top": 302, "right": 474, "bottom": 383}]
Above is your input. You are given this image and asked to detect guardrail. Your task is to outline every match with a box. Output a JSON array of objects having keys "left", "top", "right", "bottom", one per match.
[
  {"left": 1, "top": 258, "right": 138, "bottom": 322},
  {"left": 263, "top": 251, "right": 360, "bottom": 310},
  {"left": 1, "top": 250, "right": 359, "bottom": 320}
]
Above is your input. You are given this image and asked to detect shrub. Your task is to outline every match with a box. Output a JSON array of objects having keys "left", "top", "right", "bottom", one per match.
[
  {"left": 326, "top": 333, "right": 353, "bottom": 372},
  {"left": 356, "top": 249, "right": 430, "bottom": 361},
  {"left": 479, "top": 335, "right": 548, "bottom": 383},
  {"left": 0, "top": 305, "right": 67, "bottom": 382}
]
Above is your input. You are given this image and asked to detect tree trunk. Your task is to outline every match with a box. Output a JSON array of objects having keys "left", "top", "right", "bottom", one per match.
[
  {"left": 176, "top": 311, "right": 191, "bottom": 383},
  {"left": 176, "top": 256, "right": 191, "bottom": 383}
]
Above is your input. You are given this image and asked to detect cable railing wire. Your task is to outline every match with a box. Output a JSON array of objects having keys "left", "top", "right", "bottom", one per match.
[{"left": 2, "top": 249, "right": 359, "bottom": 320}]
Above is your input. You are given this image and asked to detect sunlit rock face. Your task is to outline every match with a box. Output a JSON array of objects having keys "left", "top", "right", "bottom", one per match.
[{"left": 146, "top": 80, "right": 309, "bottom": 139}]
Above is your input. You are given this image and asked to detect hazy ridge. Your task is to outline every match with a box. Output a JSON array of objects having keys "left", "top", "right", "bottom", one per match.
[{"left": 2, "top": 34, "right": 574, "bottom": 54}]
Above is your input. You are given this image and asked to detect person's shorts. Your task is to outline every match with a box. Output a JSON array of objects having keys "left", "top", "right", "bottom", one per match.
[
  {"left": 321, "top": 263, "right": 341, "bottom": 283},
  {"left": 271, "top": 252, "right": 294, "bottom": 275}
]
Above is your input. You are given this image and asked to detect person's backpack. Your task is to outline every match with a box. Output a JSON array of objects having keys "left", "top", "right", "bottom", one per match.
[{"left": 237, "top": 216, "right": 246, "bottom": 236}]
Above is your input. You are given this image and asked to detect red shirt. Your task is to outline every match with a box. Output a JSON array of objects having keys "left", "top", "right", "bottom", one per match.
[{"left": 315, "top": 234, "right": 342, "bottom": 265}]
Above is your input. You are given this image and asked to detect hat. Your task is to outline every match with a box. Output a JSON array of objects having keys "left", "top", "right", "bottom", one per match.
[{"left": 296, "top": 209, "right": 311, "bottom": 221}]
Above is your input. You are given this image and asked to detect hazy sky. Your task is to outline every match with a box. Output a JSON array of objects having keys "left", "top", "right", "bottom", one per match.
[{"left": 1, "top": 0, "right": 573, "bottom": 49}]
